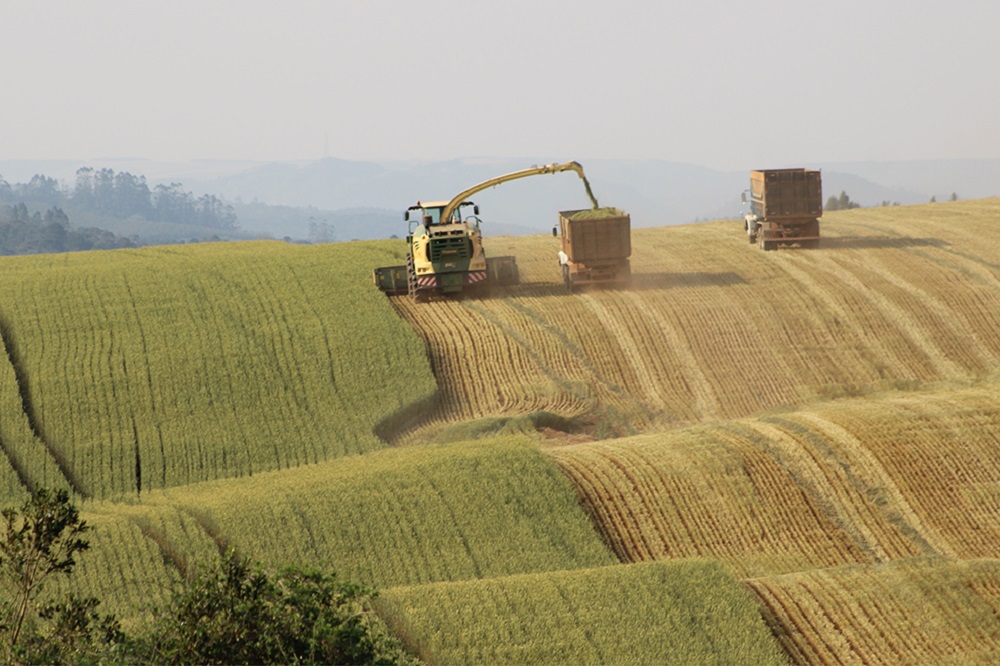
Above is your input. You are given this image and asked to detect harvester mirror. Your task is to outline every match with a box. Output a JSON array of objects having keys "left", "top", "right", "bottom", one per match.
[
  {"left": 404, "top": 210, "right": 410, "bottom": 221},
  {"left": 474, "top": 205, "right": 479, "bottom": 215},
  {"left": 552, "top": 226, "right": 557, "bottom": 237},
  {"left": 741, "top": 192, "right": 747, "bottom": 204}
]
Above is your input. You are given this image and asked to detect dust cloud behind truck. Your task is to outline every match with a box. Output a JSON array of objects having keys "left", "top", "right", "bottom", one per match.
[{"left": 743, "top": 169, "right": 823, "bottom": 250}]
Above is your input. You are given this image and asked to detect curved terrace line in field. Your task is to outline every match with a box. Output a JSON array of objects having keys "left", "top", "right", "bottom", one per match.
[
  {"left": 547, "top": 381, "right": 1000, "bottom": 577},
  {"left": 387, "top": 200, "right": 1000, "bottom": 446},
  {"left": 0, "top": 314, "right": 80, "bottom": 496}
]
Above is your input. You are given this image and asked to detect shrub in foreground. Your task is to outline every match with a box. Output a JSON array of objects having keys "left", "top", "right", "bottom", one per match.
[
  {"left": 0, "top": 488, "right": 122, "bottom": 664},
  {"left": 137, "top": 550, "right": 416, "bottom": 665}
]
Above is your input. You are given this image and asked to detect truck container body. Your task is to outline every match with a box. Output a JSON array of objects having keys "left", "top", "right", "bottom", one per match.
[
  {"left": 557, "top": 209, "right": 631, "bottom": 291},
  {"left": 745, "top": 169, "right": 822, "bottom": 250},
  {"left": 559, "top": 210, "right": 631, "bottom": 263}
]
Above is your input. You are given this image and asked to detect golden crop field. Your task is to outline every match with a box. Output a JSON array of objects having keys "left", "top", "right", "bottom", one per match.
[
  {"left": 2, "top": 198, "right": 1000, "bottom": 663},
  {"left": 547, "top": 381, "right": 1000, "bottom": 577},
  {"left": 392, "top": 198, "right": 1000, "bottom": 443},
  {"left": 746, "top": 558, "right": 1000, "bottom": 664}
]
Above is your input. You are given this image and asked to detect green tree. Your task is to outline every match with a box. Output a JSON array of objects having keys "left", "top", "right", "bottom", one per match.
[
  {"left": 0, "top": 488, "right": 121, "bottom": 663},
  {"left": 140, "top": 551, "right": 416, "bottom": 665},
  {"left": 17, "top": 175, "right": 63, "bottom": 206},
  {"left": 825, "top": 190, "right": 860, "bottom": 211}
]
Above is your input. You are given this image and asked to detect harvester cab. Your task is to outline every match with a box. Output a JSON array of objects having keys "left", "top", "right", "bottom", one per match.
[
  {"left": 401, "top": 200, "right": 490, "bottom": 300},
  {"left": 405, "top": 201, "right": 480, "bottom": 231}
]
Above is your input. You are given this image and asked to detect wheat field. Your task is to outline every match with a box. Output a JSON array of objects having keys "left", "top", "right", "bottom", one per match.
[{"left": 1, "top": 199, "right": 999, "bottom": 663}]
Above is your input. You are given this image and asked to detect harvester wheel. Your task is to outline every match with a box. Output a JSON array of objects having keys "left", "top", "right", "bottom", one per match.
[
  {"left": 406, "top": 254, "right": 425, "bottom": 302},
  {"left": 762, "top": 240, "right": 777, "bottom": 252}
]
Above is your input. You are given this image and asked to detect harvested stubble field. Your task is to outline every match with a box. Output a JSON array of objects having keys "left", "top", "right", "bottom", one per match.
[
  {"left": 392, "top": 198, "right": 1000, "bottom": 444},
  {"left": 547, "top": 381, "right": 1000, "bottom": 577},
  {"left": 746, "top": 557, "right": 1000, "bottom": 664},
  {"left": 1, "top": 198, "right": 999, "bottom": 663}
]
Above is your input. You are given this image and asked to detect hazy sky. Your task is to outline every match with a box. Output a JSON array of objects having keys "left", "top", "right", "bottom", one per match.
[{"left": 2, "top": 1, "right": 998, "bottom": 170}]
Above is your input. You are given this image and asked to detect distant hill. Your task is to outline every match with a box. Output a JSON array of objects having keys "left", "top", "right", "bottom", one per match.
[
  {"left": 3, "top": 156, "right": 998, "bottom": 242},
  {"left": 189, "top": 156, "right": 1000, "bottom": 237}
]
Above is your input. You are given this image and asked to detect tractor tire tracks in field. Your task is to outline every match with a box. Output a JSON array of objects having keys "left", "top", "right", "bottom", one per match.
[{"left": 0, "top": 313, "right": 81, "bottom": 495}]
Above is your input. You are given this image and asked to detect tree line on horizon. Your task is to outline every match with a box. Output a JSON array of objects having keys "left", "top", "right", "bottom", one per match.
[
  {"left": 0, "top": 168, "right": 238, "bottom": 255},
  {"left": 0, "top": 202, "right": 136, "bottom": 255},
  {"left": 825, "top": 190, "right": 959, "bottom": 211}
]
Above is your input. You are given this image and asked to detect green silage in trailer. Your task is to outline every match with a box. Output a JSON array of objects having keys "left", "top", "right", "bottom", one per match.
[
  {"left": 0, "top": 241, "right": 436, "bottom": 499},
  {"left": 377, "top": 560, "right": 788, "bottom": 665}
]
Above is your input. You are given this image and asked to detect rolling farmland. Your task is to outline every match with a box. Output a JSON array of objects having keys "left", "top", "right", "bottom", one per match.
[
  {"left": 377, "top": 560, "right": 786, "bottom": 665},
  {"left": 392, "top": 198, "right": 1000, "bottom": 443},
  {"left": 1, "top": 198, "right": 1000, "bottom": 663},
  {"left": 547, "top": 381, "right": 1000, "bottom": 577},
  {"left": 139, "top": 438, "right": 616, "bottom": 590},
  {"left": 747, "top": 558, "right": 1000, "bottom": 664},
  {"left": 0, "top": 241, "right": 435, "bottom": 499}
]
